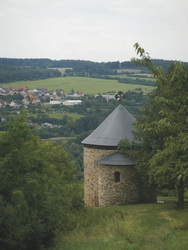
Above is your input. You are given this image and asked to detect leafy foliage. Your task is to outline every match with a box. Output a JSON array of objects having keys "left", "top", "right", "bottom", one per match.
[
  {"left": 119, "top": 43, "right": 188, "bottom": 209},
  {"left": 0, "top": 112, "right": 83, "bottom": 249}
]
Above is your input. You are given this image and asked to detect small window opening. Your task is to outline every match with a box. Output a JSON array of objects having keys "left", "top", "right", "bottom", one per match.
[{"left": 114, "top": 172, "right": 120, "bottom": 182}]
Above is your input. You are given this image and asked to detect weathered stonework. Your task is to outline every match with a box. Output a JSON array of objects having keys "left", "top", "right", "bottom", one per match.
[
  {"left": 98, "top": 164, "right": 141, "bottom": 207},
  {"left": 84, "top": 146, "right": 142, "bottom": 207},
  {"left": 83, "top": 146, "right": 116, "bottom": 207}
]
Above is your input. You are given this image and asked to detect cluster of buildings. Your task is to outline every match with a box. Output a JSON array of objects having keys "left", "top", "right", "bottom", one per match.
[{"left": 0, "top": 85, "right": 84, "bottom": 108}]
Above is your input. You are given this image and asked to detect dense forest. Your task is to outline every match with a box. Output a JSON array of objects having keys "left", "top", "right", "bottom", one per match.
[
  {"left": 0, "top": 57, "right": 185, "bottom": 83},
  {"left": 0, "top": 58, "right": 138, "bottom": 68},
  {"left": 0, "top": 64, "right": 61, "bottom": 83},
  {"left": 0, "top": 57, "right": 181, "bottom": 71}
]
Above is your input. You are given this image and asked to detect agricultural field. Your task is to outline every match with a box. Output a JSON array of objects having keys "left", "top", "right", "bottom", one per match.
[
  {"left": 2, "top": 76, "right": 155, "bottom": 94},
  {"left": 117, "top": 68, "right": 141, "bottom": 73}
]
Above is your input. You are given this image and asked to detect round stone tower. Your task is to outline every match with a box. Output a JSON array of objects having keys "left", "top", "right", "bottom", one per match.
[{"left": 82, "top": 104, "right": 143, "bottom": 207}]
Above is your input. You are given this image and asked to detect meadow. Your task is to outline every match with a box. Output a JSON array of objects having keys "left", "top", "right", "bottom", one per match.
[
  {"left": 50, "top": 200, "right": 188, "bottom": 250},
  {"left": 48, "top": 112, "right": 84, "bottom": 120},
  {"left": 2, "top": 76, "right": 155, "bottom": 94},
  {"left": 31, "top": 111, "right": 84, "bottom": 121}
]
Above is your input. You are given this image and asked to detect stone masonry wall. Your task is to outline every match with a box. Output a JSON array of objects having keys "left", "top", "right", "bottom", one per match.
[
  {"left": 83, "top": 147, "right": 116, "bottom": 207},
  {"left": 98, "top": 164, "right": 141, "bottom": 207},
  {"left": 84, "top": 146, "right": 155, "bottom": 207}
]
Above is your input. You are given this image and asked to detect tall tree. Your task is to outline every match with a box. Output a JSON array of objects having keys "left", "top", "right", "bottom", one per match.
[
  {"left": 0, "top": 111, "right": 83, "bottom": 249},
  {"left": 119, "top": 43, "right": 188, "bottom": 209}
]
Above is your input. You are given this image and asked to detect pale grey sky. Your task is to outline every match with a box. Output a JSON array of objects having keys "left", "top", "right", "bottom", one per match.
[{"left": 0, "top": 0, "right": 188, "bottom": 62}]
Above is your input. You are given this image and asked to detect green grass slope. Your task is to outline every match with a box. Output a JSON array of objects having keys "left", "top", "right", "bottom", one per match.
[
  {"left": 1, "top": 77, "right": 155, "bottom": 94},
  {"left": 50, "top": 202, "right": 188, "bottom": 250}
]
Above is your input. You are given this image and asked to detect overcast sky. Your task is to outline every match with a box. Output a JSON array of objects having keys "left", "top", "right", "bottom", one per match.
[{"left": 0, "top": 0, "right": 187, "bottom": 62}]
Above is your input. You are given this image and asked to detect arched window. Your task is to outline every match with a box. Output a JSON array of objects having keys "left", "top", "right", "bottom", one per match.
[{"left": 114, "top": 172, "right": 120, "bottom": 182}]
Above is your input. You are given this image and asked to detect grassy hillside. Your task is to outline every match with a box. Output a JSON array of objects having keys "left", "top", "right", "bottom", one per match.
[
  {"left": 1, "top": 76, "right": 155, "bottom": 94},
  {"left": 49, "top": 201, "right": 188, "bottom": 250}
]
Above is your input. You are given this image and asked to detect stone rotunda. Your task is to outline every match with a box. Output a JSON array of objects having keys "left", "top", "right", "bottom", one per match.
[{"left": 82, "top": 104, "right": 156, "bottom": 207}]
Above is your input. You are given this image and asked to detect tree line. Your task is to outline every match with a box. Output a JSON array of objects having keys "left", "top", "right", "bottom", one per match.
[
  {"left": 91, "top": 75, "right": 156, "bottom": 86},
  {"left": 0, "top": 57, "right": 184, "bottom": 80},
  {"left": 0, "top": 57, "right": 181, "bottom": 70},
  {"left": 0, "top": 64, "right": 61, "bottom": 83},
  {"left": 118, "top": 77, "right": 155, "bottom": 86},
  {"left": 0, "top": 58, "right": 139, "bottom": 69}
]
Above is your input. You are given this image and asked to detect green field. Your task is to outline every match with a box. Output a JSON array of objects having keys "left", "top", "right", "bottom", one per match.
[
  {"left": 1, "top": 76, "right": 155, "bottom": 94},
  {"left": 50, "top": 200, "right": 188, "bottom": 250},
  {"left": 47, "top": 112, "right": 84, "bottom": 121},
  {"left": 30, "top": 112, "right": 84, "bottom": 121}
]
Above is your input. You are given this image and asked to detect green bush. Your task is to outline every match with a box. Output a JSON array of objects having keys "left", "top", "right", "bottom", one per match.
[{"left": 0, "top": 112, "right": 84, "bottom": 249}]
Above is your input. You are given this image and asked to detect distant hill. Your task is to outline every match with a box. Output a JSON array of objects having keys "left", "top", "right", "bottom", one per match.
[
  {"left": 0, "top": 57, "right": 185, "bottom": 71},
  {"left": 0, "top": 58, "right": 187, "bottom": 83}
]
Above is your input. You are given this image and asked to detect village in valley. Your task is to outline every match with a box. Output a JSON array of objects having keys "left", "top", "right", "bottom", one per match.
[
  {"left": 0, "top": 85, "right": 86, "bottom": 122},
  {"left": 0, "top": 85, "right": 84, "bottom": 108},
  {"left": 0, "top": 84, "right": 119, "bottom": 136}
]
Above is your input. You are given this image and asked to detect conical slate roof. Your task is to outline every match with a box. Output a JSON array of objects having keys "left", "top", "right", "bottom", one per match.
[
  {"left": 96, "top": 151, "right": 136, "bottom": 166},
  {"left": 82, "top": 104, "right": 136, "bottom": 147}
]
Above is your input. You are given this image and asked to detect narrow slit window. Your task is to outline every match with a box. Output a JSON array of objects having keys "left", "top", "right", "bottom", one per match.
[{"left": 114, "top": 172, "right": 120, "bottom": 182}]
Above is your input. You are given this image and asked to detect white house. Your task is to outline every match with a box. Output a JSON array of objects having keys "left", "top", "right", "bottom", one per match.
[
  {"left": 62, "top": 100, "right": 82, "bottom": 106},
  {"left": 9, "top": 101, "right": 22, "bottom": 108},
  {"left": 50, "top": 100, "right": 62, "bottom": 105}
]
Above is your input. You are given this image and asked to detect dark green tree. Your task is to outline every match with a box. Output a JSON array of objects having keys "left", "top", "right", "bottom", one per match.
[
  {"left": 119, "top": 43, "right": 188, "bottom": 209},
  {"left": 0, "top": 111, "right": 83, "bottom": 249}
]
